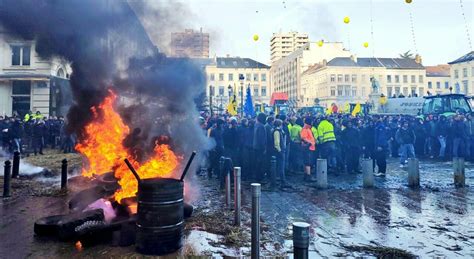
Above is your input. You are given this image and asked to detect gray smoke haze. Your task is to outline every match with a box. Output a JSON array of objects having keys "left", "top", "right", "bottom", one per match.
[{"left": 0, "top": 0, "right": 211, "bottom": 173}]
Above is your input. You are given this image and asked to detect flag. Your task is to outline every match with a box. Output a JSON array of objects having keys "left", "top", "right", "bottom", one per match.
[
  {"left": 226, "top": 84, "right": 238, "bottom": 115},
  {"left": 244, "top": 85, "right": 255, "bottom": 117},
  {"left": 325, "top": 107, "right": 332, "bottom": 115},
  {"left": 343, "top": 103, "right": 350, "bottom": 113},
  {"left": 351, "top": 102, "right": 361, "bottom": 116}
]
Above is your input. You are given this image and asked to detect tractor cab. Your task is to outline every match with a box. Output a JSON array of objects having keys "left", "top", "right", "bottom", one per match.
[{"left": 421, "top": 94, "right": 472, "bottom": 117}]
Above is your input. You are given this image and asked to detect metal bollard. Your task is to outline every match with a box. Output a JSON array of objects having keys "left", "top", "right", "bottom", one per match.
[
  {"left": 453, "top": 157, "right": 465, "bottom": 187},
  {"left": 225, "top": 170, "right": 231, "bottom": 208},
  {"left": 3, "top": 160, "right": 11, "bottom": 197},
  {"left": 293, "top": 222, "right": 310, "bottom": 259},
  {"left": 251, "top": 183, "right": 261, "bottom": 259},
  {"left": 270, "top": 156, "right": 277, "bottom": 190},
  {"left": 219, "top": 156, "right": 225, "bottom": 189},
  {"left": 234, "top": 167, "right": 241, "bottom": 226},
  {"left": 61, "top": 159, "right": 68, "bottom": 190},
  {"left": 316, "top": 159, "right": 328, "bottom": 189},
  {"left": 408, "top": 158, "right": 420, "bottom": 188},
  {"left": 362, "top": 159, "right": 374, "bottom": 188},
  {"left": 12, "top": 151, "right": 20, "bottom": 178}
]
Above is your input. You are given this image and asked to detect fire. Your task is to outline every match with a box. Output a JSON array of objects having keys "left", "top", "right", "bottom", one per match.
[{"left": 76, "top": 90, "right": 180, "bottom": 203}]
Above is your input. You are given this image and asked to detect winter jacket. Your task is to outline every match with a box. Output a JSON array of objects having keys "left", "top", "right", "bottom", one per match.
[
  {"left": 374, "top": 123, "right": 390, "bottom": 148},
  {"left": 341, "top": 127, "right": 360, "bottom": 148},
  {"left": 452, "top": 120, "right": 468, "bottom": 139},
  {"left": 253, "top": 122, "right": 267, "bottom": 151},
  {"left": 395, "top": 127, "right": 416, "bottom": 145}
]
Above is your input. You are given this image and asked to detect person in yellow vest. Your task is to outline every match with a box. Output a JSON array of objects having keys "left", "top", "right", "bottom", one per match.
[
  {"left": 317, "top": 117, "right": 337, "bottom": 170},
  {"left": 289, "top": 117, "right": 303, "bottom": 172},
  {"left": 24, "top": 110, "right": 33, "bottom": 122}
]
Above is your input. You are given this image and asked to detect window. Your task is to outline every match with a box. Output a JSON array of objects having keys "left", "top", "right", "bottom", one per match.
[
  {"left": 395, "top": 87, "right": 401, "bottom": 96},
  {"left": 219, "top": 73, "right": 224, "bottom": 81},
  {"left": 419, "top": 88, "right": 424, "bottom": 97},
  {"left": 11, "top": 45, "right": 30, "bottom": 66},
  {"left": 362, "top": 87, "right": 366, "bottom": 97},
  {"left": 228, "top": 73, "right": 234, "bottom": 81},
  {"left": 419, "top": 75, "right": 424, "bottom": 83},
  {"left": 411, "top": 75, "right": 416, "bottom": 83},
  {"left": 337, "top": 74, "right": 343, "bottom": 82},
  {"left": 210, "top": 74, "right": 215, "bottom": 81},
  {"left": 253, "top": 87, "right": 259, "bottom": 96},
  {"left": 395, "top": 75, "right": 400, "bottom": 83},
  {"left": 261, "top": 86, "right": 267, "bottom": 96},
  {"left": 344, "top": 74, "right": 350, "bottom": 82},
  {"left": 351, "top": 74, "right": 357, "bottom": 83},
  {"left": 337, "top": 85, "right": 343, "bottom": 96},
  {"left": 330, "top": 87, "right": 336, "bottom": 96},
  {"left": 344, "top": 85, "right": 351, "bottom": 96},
  {"left": 403, "top": 75, "right": 408, "bottom": 83},
  {"left": 445, "top": 82, "right": 449, "bottom": 89},
  {"left": 411, "top": 87, "right": 416, "bottom": 96},
  {"left": 428, "top": 82, "right": 432, "bottom": 89},
  {"left": 12, "top": 80, "right": 31, "bottom": 95},
  {"left": 253, "top": 74, "right": 258, "bottom": 81},
  {"left": 261, "top": 73, "right": 266, "bottom": 82},
  {"left": 462, "top": 80, "right": 468, "bottom": 93},
  {"left": 219, "top": 86, "right": 225, "bottom": 95},
  {"left": 436, "top": 82, "right": 441, "bottom": 89},
  {"left": 387, "top": 75, "right": 392, "bottom": 83},
  {"left": 246, "top": 73, "right": 251, "bottom": 81},
  {"left": 387, "top": 87, "right": 393, "bottom": 97},
  {"left": 403, "top": 87, "right": 409, "bottom": 96},
  {"left": 455, "top": 70, "right": 459, "bottom": 79},
  {"left": 330, "top": 74, "right": 336, "bottom": 82},
  {"left": 351, "top": 87, "right": 357, "bottom": 97},
  {"left": 463, "top": 68, "right": 468, "bottom": 78}
]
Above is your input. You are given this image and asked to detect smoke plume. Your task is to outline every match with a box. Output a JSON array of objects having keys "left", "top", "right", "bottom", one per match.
[{"left": 0, "top": 0, "right": 211, "bottom": 164}]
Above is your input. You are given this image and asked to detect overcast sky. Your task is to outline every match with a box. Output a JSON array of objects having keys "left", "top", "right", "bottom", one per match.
[{"left": 170, "top": 0, "right": 473, "bottom": 66}]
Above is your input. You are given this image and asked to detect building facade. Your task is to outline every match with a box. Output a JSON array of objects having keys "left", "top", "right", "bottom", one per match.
[
  {"left": 270, "top": 42, "right": 351, "bottom": 107},
  {"left": 448, "top": 51, "right": 474, "bottom": 95},
  {"left": 425, "top": 64, "right": 451, "bottom": 95},
  {"left": 0, "top": 31, "right": 70, "bottom": 117},
  {"left": 300, "top": 56, "right": 426, "bottom": 108},
  {"left": 205, "top": 57, "right": 271, "bottom": 113},
  {"left": 170, "top": 28, "right": 210, "bottom": 58},
  {"left": 270, "top": 31, "right": 309, "bottom": 64}
]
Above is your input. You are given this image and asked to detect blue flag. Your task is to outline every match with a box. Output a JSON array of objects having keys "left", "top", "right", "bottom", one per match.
[{"left": 244, "top": 85, "right": 255, "bottom": 117}]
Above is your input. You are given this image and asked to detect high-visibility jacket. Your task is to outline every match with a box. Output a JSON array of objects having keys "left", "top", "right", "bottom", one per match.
[
  {"left": 289, "top": 124, "right": 302, "bottom": 142},
  {"left": 24, "top": 113, "right": 31, "bottom": 122},
  {"left": 301, "top": 125, "right": 316, "bottom": 151},
  {"left": 311, "top": 127, "right": 319, "bottom": 144},
  {"left": 317, "top": 120, "right": 336, "bottom": 143}
]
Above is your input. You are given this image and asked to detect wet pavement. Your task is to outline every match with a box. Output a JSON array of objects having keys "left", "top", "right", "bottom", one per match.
[{"left": 0, "top": 155, "right": 473, "bottom": 258}]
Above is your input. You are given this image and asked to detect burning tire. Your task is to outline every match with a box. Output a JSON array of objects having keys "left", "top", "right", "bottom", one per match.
[{"left": 34, "top": 215, "right": 64, "bottom": 236}]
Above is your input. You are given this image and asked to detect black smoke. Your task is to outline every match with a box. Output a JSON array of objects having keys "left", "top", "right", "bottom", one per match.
[{"left": 0, "top": 0, "right": 211, "bottom": 167}]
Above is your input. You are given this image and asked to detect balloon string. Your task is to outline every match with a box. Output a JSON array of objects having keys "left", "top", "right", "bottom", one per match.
[
  {"left": 370, "top": 0, "right": 375, "bottom": 57},
  {"left": 408, "top": 6, "right": 418, "bottom": 54},
  {"left": 459, "top": 0, "right": 473, "bottom": 51}
]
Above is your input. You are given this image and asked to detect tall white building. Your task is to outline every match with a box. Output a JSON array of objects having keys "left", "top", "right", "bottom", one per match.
[
  {"left": 270, "top": 32, "right": 309, "bottom": 64},
  {"left": 425, "top": 65, "right": 451, "bottom": 95},
  {"left": 300, "top": 56, "right": 426, "bottom": 108},
  {"left": 0, "top": 30, "right": 70, "bottom": 117},
  {"left": 204, "top": 57, "right": 271, "bottom": 113},
  {"left": 270, "top": 42, "right": 351, "bottom": 107},
  {"left": 448, "top": 51, "right": 474, "bottom": 94}
]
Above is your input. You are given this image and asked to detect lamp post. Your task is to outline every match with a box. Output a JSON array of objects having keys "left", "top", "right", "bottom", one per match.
[
  {"left": 239, "top": 74, "right": 244, "bottom": 117},
  {"left": 209, "top": 85, "right": 214, "bottom": 116}
]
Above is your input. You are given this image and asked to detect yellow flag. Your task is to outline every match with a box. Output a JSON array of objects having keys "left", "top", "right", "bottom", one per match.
[
  {"left": 227, "top": 97, "right": 237, "bottom": 116},
  {"left": 344, "top": 103, "right": 350, "bottom": 113},
  {"left": 351, "top": 103, "right": 361, "bottom": 116}
]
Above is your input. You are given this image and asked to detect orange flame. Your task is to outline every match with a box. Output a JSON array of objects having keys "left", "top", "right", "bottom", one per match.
[{"left": 76, "top": 90, "right": 179, "bottom": 203}]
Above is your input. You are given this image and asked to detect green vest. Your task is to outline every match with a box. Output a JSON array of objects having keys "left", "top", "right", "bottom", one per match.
[
  {"left": 317, "top": 120, "right": 336, "bottom": 143},
  {"left": 290, "top": 125, "right": 302, "bottom": 142}
]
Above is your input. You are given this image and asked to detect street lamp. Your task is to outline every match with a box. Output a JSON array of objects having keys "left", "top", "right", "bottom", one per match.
[
  {"left": 209, "top": 85, "right": 214, "bottom": 116},
  {"left": 239, "top": 74, "right": 245, "bottom": 116}
]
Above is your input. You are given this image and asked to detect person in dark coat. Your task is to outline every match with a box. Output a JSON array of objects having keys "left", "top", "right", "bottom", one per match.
[
  {"left": 452, "top": 114, "right": 468, "bottom": 158},
  {"left": 435, "top": 116, "right": 448, "bottom": 159},
  {"left": 396, "top": 121, "right": 416, "bottom": 167},
  {"left": 10, "top": 117, "right": 24, "bottom": 153},
  {"left": 238, "top": 118, "right": 253, "bottom": 179},
  {"left": 341, "top": 120, "right": 361, "bottom": 173},
  {"left": 253, "top": 113, "right": 267, "bottom": 182},
  {"left": 32, "top": 119, "right": 46, "bottom": 155},
  {"left": 413, "top": 118, "right": 427, "bottom": 157},
  {"left": 209, "top": 119, "right": 225, "bottom": 176},
  {"left": 223, "top": 118, "right": 239, "bottom": 167},
  {"left": 264, "top": 116, "right": 275, "bottom": 178},
  {"left": 374, "top": 120, "right": 390, "bottom": 175}
]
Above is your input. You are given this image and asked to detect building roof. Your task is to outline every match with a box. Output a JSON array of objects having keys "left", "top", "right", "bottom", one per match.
[
  {"left": 216, "top": 57, "right": 270, "bottom": 69},
  {"left": 448, "top": 51, "right": 474, "bottom": 65},
  {"left": 425, "top": 64, "right": 450, "bottom": 77},
  {"left": 326, "top": 57, "right": 424, "bottom": 69}
]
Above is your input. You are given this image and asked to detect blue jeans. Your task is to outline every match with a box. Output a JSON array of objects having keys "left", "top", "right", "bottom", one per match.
[
  {"left": 438, "top": 136, "right": 446, "bottom": 158},
  {"left": 400, "top": 144, "right": 415, "bottom": 165},
  {"left": 275, "top": 151, "right": 286, "bottom": 183},
  {"left": 453, "top": 138, "right": 465, "bottom": 158}
]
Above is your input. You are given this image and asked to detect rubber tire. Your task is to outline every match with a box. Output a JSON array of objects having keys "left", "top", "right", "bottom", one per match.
[{"left": 34, "top": 215, "right": 63, "bottom": 236}]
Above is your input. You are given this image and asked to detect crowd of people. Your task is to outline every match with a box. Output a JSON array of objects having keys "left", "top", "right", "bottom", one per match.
[
  {"left": 202, "top": 111, "right": 474, "bottom": 188},
  {"left": 0, "top": 111, "right": 75, "bottom": 155}
]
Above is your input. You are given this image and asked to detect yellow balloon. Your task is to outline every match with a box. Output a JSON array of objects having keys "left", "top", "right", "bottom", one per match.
[
  {"left": 317, "top": 40, "right": 324, "bottom": 47},
  {"left": 343, "top": 16, "right": 350, "bottom": 24},
  {"left": 405, "top": 0, "right": 412, "bottom": 3},
  {"left": 363, "top": 42, "right": 369, "bottom": 48},
  {"left": 253, "top": 34, "right": 259, "bottom": 41}
]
